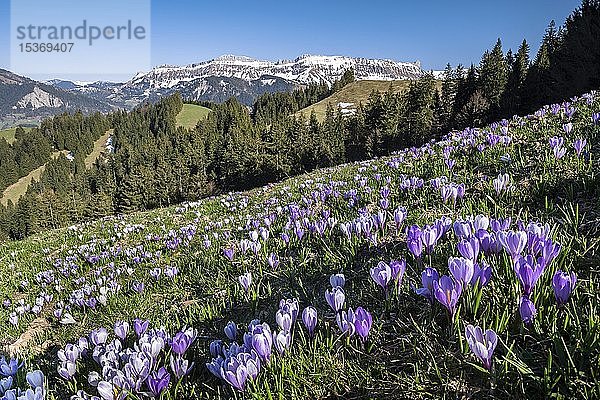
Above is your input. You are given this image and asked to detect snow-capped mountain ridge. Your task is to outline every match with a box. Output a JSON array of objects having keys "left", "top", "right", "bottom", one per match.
[
  {"left": 45, "top": 54, "right": 424, "bottom": 108},
  {"left": 127, "top": 54, "right": 423, "bottom": 89}
]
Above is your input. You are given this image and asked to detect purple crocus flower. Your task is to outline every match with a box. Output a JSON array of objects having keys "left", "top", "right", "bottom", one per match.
[
  {"left": 223, "top": 247, "right": 235, "bottom": 261},
  {"left": 57, "top": 361, "right": 76, "bottom": 381},
  {"left": 114, "top": 321, "right": 129, "bottom": 340},
  {"left": 275, "top": 308, "right": 293, "bottom": 332},
  {"left": 415, "top": 267, "right": 439, "bottom": 302},
  {"left": 0, "top": 358, "right": 22, "bottom": 378},
  {"left": 370, "top": 261, "right": 393, "bottom": 294},
  {"left": 251, "top": 323, "right": 273, "bottom": 363},
  {"left": 209, "top": 340, "right": 224, "bottom": 358},
  {"left": 498, "top": 230, "right": 527, "bottom": 260},
  {"left": 519, "top": 296, "right": 536, "bottom": 325},
  {"left": 220, "top": 355, "right": 247, "bottom": 391},
  {"left": 329, "top": 273, "right": 345, "bottom": 288},
  {"left": 224, "top": 321, "right": 237, "bottom": 341},
  {"left": 302, "top": 306, "right": 318, "bottom": 337},
  {"left": 171, "top": 330, "right": 195, "bottom": 355},
  {"left": 389, "top": 259, "right": 406, "bottom": 289},
  {"left": 170, "top": 355, "right": 194, "bottom": 379},
  {"left": 421, "top": 225, "right": 439, "bottom": 254},
  {"left": 433, "top": 276, "right": 463, "bottom": 316},
  {"left": 237, "top": 351, "right": 260, "bottom": 381},
  {"left": 471, "top": 262, "right": 492, "bottom": 287},
  {"left": 238, "top": 272, "right": 252, "bottom": 293},
  {"left": 407, "top": 238, "right": 423, "bottom": 259},
  {"left": 592, "top": 112, "right": 600, "bottom": 124},
  {"left": 325, "top": 287, "right": 345, "bottom": 313},
  {"left": 394, "top": 207, "right": 407, "bottom": 230},
  {"left": 465, "top": 324, "right": 497, "bottom": 371},
  {"left": 448, "top": 257, "right": 474, "bottom": 285},
  {"left": 267, "top": 253, "right": 279, "bottom": 269},
  {"left": 490, "top": 217, "right": 511, "bottom": 232},
  {"left": 26, "top": 370, "right": 44, "bottom": 389},
  {"left": 147, "top": 367, "right": 170, "bottom": 396},
  {"left": 514, "top": 255, "right": 545, "bottom": 297},
  {"left": 336, "top": 308, "right": 356, "bottom": 336},
  {"left": 552, "top": 270, "right": 577, "bottom": 305},
  {"left": 354, "top": 307, "right": 373, "bottom": 341},
  {"left": 97, "top": 381, "right": 116, "bottom": 400},
  {"left": 573, "top": 138, "right": 587, "bottom": 156},
  {"left": 553, "top": 145, "right": 567, "bottom": 159},
  {"left": 549, "top": 136, "right": 564, "bottom": 149},
  {"left": 89, "top": 328, "right": 108, "bottom": 346},
  {"left": 457, "top": 237, "right": 480, "bottom": 262},
  {"left": 133, "top": 319, "right": 150, "bottom": 337},
  {"left": 273, "top": 330, "right": 292, "bottom": 355},
  {"left": 132, "top": 281, "right": 145, "bottom": 293}
]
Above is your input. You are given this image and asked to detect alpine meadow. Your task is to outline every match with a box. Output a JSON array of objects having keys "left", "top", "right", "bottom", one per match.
[{"left": 0, "top": 1, "right": 599, "bottom": 400}]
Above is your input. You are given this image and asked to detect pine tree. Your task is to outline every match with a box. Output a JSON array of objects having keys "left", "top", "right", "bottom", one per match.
[
  {"left": 440, "top": 63, "right": 458, "bottom": 130},
  {"left": 502, "top": 39, "right": 530, "bottom": 116},
  {"left": 478, "top": 39, "right": 508, "bottom": 119}
]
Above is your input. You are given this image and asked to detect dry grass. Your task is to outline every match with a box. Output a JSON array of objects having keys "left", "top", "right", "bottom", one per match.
[
  {"left": 1, "top": 151, "right": 68, "bottom": 206},
  {"left": 85, "top": 129, "right": 113, "bottom": 169},
  {"left": 295, "top": 80, "right": 412, "bottom": 121}
]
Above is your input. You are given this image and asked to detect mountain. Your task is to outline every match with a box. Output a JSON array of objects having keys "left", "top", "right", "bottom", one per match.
[
  {"left": 50, "top": 54, "right": 424, "bottom": 107},
  {"left": 0, "top": 69, "right": 114, "bottom": 129}
]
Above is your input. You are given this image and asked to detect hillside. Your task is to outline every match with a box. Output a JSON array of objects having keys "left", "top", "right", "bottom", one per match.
[
  {"left": 0, "top": 91, "right": 598, "bottom": 399},
  {"left": 175, "top": 104, "right": 212, "bottom": 129},
  {"left": 296, "top": 80, "right": 412, "bottom": 120},
  {"left": 0, "top": 126, "right": 32, "bottom": 144},
  {"left": 0, "top": 150, "right": 69, "bottom": 206},
  {"left": 0, "top": 69, "right": 114, "bottom": 127}
]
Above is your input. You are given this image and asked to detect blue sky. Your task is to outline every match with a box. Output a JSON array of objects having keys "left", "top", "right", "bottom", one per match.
[{"left": 0, "top": 0, "right": 582, "bottom": 81}]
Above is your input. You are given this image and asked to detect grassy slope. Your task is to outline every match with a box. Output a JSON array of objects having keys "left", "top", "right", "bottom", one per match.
[
  {"left": 296, "top": 80, "right": 412, "bottom": 121},
  {"left": 0, "top": 127, "right": 32, "bottom": 144},
  {"left": 0, "top": 95, "right": 599, "bottom": 399},
  {"left": 84, "top": 129, "right": 113, "bottom": 168},
  {"left": 0, "top": 151, "right": 69, "bottom": 206},
  {"left": 1, "top": 129, "right": 113, "bottom": 205},
  {"left": 176, "top": 103, "right": 212, "bottom": 129}
]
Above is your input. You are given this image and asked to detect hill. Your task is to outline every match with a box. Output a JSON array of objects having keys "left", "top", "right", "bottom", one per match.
[
  {"left": 0, "top": 91, "right": 598, "bottom": 399},
  {"left": 175, "top": 104, "right": 212, "bottom": 129},
  {"left": 295, "top": 80, "right": 412, "bottom": 120},
  {"left": 0, "top": 69, "right": 114, "bottom": 127}
]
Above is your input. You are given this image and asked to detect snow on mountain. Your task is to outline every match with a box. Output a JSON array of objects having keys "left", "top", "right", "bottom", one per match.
[
  {"left": 47, "top": 54, "right": 424, "bottom": 107},
  {"left": 128, "top": 54, "right": 423, "bottom": 89}
]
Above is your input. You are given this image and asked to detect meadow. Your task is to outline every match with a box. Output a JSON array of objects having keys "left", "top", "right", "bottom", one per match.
[
  {"left": 295, "top": 80, "right": 411, "bottom": 121},
  {"left": 0, "top": 91, "right": 598, "bottom": 399},
  {"left": 175, "top": 104, "right": 212, "bottom": 130}
]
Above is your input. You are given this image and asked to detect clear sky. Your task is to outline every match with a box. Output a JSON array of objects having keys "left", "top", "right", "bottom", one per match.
[{"left": 0, "top": 0, "right": 582, "bottom": 81}]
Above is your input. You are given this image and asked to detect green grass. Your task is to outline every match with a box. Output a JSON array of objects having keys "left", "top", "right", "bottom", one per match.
[
  {"left": 176, "top": 103, "right": 212, "bottom": 129},
  {"left": 296, "top": 80, "right": 412, "bottom": 121},
  {"left": 84, "top": 129, "right": 113, "bottom": 168},
  {"left": 0, "top": 94, "right": 599, "bottom": 399},
  {"left": 0, "top": 126, "right": 32, "bottom": 144}
]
